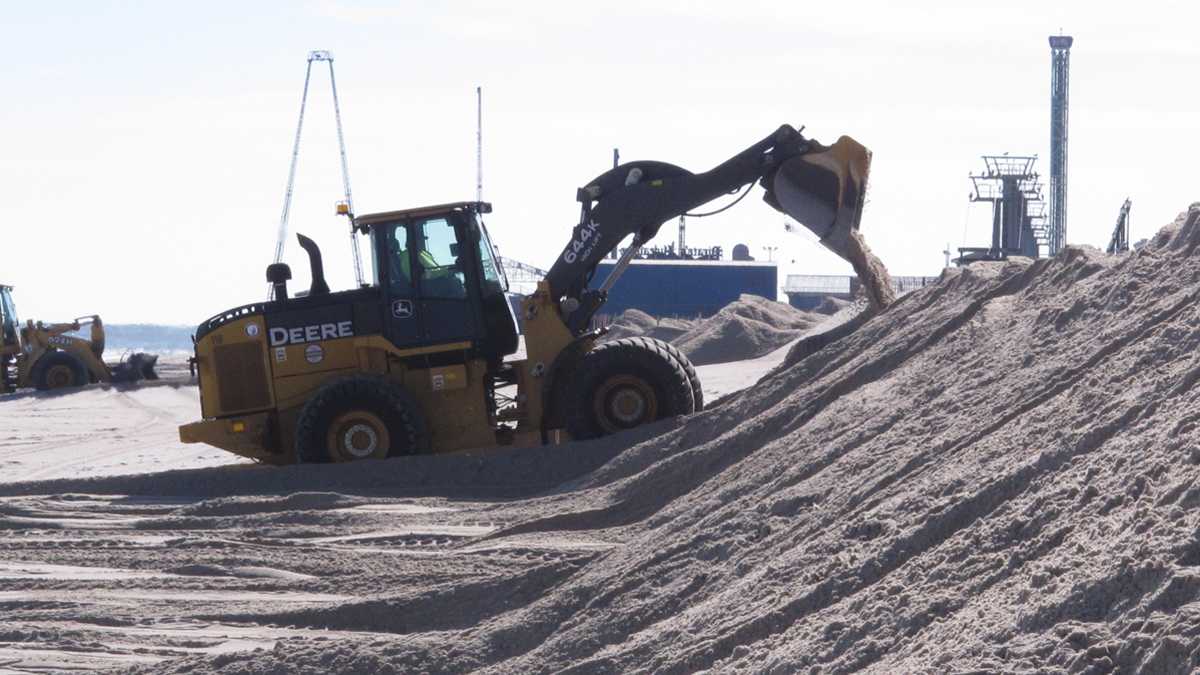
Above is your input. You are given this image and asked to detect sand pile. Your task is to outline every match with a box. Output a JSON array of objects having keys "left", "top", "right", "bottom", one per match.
[
  {"left": 3, "top": 204, "right": 1194, "bottom": 673},
  {"left": 605, "top": 296, "right": 823, "bottom": 366},
  {"left": 117, "top": 202, "right": 1200, "bottom": 674},
  {"left": 602, "top": 308, "right": 697, "bottom": 343},
  {"left": 672, "top": 294, "right": 823, "bottom": 365},
  {"left": 813, "top": 295, "right": 852, "bottom": 315}
]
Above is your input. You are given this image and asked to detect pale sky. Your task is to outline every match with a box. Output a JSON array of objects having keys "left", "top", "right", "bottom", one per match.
[{"left": 2, "top": 1, "right": 1197, "bottom": 324}]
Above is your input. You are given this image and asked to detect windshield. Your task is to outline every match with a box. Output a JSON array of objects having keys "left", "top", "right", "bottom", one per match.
[
  {"left": 475, "top": 217, "right": 509, "bottom": 296},
  {"left": 1, "top": 288, "right": 20, "bottom": 347}
]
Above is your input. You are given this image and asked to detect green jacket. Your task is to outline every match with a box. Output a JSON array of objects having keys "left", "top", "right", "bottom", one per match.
[{"left": 398, "top": 249, "right": 448, "bottom": 281}]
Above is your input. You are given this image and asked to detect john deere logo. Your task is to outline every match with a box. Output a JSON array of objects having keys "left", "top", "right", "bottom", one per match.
[
  {"left": 269, "top": 321, "right": 353, "bottom": 346},
  {"left": 392, "top": 299, "right": 414, "bottom": 319}
]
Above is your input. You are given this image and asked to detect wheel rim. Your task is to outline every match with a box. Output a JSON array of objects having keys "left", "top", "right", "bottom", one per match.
[
  {"left": 45, "top": 364, "right": 75, "bottom": 389},
  {"left": 326, "top": 410, "right": 391, "bottom": 461},
  {"left": 593, "top": 374, "right": 658, "bottom": 434}
]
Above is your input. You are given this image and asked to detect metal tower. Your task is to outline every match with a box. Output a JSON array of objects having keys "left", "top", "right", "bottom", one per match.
[
  {"left": 1107, "top": 198, "right": 1132, "bottom": 254},
  {"left": 475, "top": 86, "right": 483, "bottom": 203},
  {"left": 957, "top": 155, "right": 1047, "bottom": 264},
  {"left": 1048, "top": 35, "right": 1073, "bottom": 255},
  {"left": 270, "top": 50, "right": 363, "bottom": 299}
]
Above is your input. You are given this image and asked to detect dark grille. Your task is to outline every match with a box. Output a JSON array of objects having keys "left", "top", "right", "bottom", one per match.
[{"left": 214, "top": 342, "right": 270, "bottom": 413}]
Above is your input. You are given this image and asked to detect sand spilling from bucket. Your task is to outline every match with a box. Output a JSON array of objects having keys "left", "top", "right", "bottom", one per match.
[{"left": 840, "top": 228, "right": 896, "bottom": 310}]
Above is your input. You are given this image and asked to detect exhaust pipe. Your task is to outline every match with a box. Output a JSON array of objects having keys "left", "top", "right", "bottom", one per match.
[{"left": 296, "top": 234, "right": 331, "bottom": 297}]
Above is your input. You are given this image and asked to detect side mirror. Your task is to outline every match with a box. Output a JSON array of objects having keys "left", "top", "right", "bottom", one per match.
[{"left": 449, "top": 242, "right": 461, "bottom": 257}]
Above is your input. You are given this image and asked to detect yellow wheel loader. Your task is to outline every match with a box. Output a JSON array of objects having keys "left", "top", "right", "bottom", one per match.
[
  {"left": 0, "top": 285, "right": 159, "bottom": 394},
  {"left": 179, "top": 124, "right": 872, "bottom": 463}
]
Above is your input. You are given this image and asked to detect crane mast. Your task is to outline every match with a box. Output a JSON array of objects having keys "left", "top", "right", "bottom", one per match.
[{"left": 270, "top": 50, "right": 363, "bottom": 299}]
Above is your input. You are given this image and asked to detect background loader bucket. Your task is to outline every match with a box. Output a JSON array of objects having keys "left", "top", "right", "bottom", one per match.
[
  {"left": 110, "top": 352, "right": 159, "bottom": 384},
  {"left": 765, "top": 135, "right": 871, "bottom": 262}
]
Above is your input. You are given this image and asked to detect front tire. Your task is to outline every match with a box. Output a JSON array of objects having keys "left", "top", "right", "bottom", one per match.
[
  {"left": 566, "top": 337, "right": 695, "bottom": 440},
  {"left": 33, "top": 351, "right": 88, "bottom": 391},
  {"left": 295, "top": 376, "right": 429, "bottom": 463},
  {"left": 648, "top": 338, "right": 703, "bottom": 412}
]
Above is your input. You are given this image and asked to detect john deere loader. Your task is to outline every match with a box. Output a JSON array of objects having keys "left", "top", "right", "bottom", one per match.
[
  {"left": 179, "top": 124, "right": 873, "bottom": 463},
  {"left": 0, "top": 284, "right": 158, "bottom": 394}
]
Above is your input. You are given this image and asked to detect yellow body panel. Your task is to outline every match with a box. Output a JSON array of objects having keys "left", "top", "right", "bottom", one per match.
[
  {"left": 270, "top": 339, "right": 359, "bottom": 378},
  {"left": 516, "top": 281, "right": 583, "bottom": 434},
  {"left": 182, "top": 312, "right": 507, "bottom": 462},
  {"left": 179, "top": 412, "right": 275, "bottom": 462},
  {"left": 407, "top": 358, "right": 497, "bottom": 452}
]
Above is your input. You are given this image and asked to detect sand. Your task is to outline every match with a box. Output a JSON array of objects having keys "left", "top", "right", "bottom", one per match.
[
  {"left": 813, "top": 296, "right": 852, "bottom": 315},
  {"left": 0, "top": 362, "right": 241, "bottom": 485},
  {"left": 5, "top": 206, "right": 1200, "bottom": 673},
  {"left": 602, "top": 309, "right": 697, "bottom": 344},
  {"left": 672, "top": 294, "right": 824, "bottom": 365},
  {"left": 842, "top": 228, "right": 896, "bottom": 310},
  {"left": 606, "top": 295, "right": 824, "bottom": 366}
]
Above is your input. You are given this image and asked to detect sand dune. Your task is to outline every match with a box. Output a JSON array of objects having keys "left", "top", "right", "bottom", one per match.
[{"left": 4, "top": 206, "right": 1200, "bottom": 673}]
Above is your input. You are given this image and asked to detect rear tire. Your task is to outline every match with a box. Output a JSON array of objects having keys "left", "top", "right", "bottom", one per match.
[
  {"left": 566, "top": 337, "right": 695, "bottom": 440},
  {"left": 33, "top": 351, "right": 88, "bottom": 391},
  {"left": 295, "top": 376, "right": 429, "bottom": 463}
]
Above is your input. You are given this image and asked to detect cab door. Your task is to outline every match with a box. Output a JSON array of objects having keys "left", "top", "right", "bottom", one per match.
[
  {"left": 380, "top": 222, "right": 423, "bottom": 348},
  {"left": 412, "top": 216, "right": 476, "bottom": 345}
]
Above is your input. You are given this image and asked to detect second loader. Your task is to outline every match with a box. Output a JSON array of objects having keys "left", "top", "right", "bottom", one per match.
[
  {"left": 180, "top": 124, "right": 881, "bottom": 463},
  {"left": 0, "top": 284, "right": 159, "bottom": 394}
]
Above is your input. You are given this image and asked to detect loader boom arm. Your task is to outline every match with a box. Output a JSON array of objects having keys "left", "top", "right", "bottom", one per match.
[{"left": 544, "top": 124, "right": 871, "bottom": 333}]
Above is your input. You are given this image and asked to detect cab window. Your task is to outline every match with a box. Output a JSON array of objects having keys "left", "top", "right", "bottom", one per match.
[
  {"left": 384, "top": 225, "right": 415, "bottom": 294},
  {"left": 475, "top": 219, "right": 507, "bottom": 298},
  {"left": 1, "top": 290, "right": 18, "bottom": 344},
  {"left": 415, "top": 218, "right": 467, "bottom": 300}
]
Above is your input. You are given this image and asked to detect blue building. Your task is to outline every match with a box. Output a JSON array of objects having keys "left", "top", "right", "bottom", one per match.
[{"left": 592, "top": 259, "right": 778, "bottom": 318}]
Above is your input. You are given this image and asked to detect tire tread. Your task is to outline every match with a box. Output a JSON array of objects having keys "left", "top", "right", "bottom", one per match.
[
  {"left": 32, "top": 351, "right": 87, "bottom": 391},
  {"left": 566, "top": 337, "right": 695, "bottom": 440},
  {"left": 294, "top": 375, "right": 429, "bottom": 463}
]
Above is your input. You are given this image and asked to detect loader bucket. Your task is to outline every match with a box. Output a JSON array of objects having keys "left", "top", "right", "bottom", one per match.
[
  {"left": 110, "top": 352, "right": 159, "bottom": 384},
  {"left": 765, "top": 135, "right": 871, "bottom": 261},
  {"left": 139, "top": 353, "right": 160, "bottom": 381}
]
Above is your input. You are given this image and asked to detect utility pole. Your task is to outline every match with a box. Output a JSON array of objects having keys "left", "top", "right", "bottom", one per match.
[{"left": 476, "top": 86, "right": 483, "bottom": 203}]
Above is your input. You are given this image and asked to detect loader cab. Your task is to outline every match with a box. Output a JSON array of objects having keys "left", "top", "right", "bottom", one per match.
[
  {"left": 357, "top": 202, "right": 518, "bottom": 363},
  {"left": 0, "top": 285, "right": 20, "bottom": 351}
]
